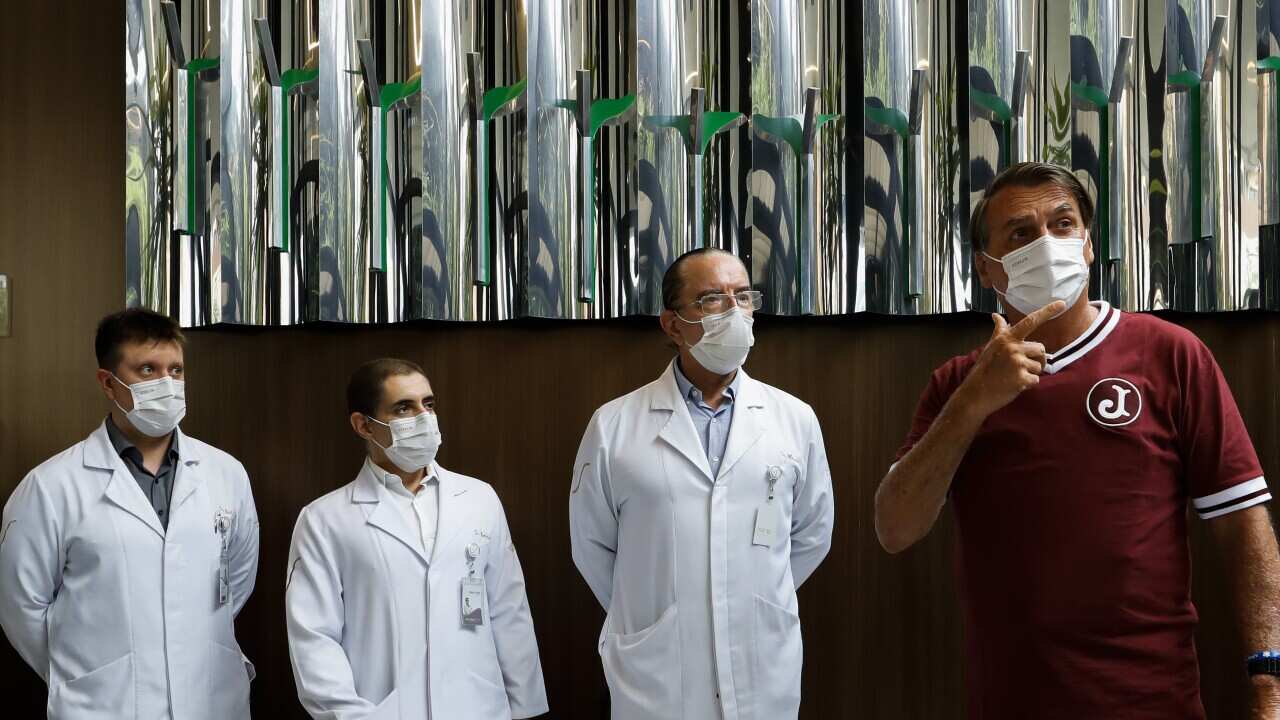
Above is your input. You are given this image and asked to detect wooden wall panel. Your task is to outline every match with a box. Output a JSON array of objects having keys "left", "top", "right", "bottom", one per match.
[{"left": 2, "top": 3, "right": 1278, "bottom": 718}]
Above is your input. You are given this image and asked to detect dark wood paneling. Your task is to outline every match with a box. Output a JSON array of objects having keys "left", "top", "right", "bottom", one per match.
[
  {"left": 2, "top": 3, "right": 1278, "bottom": 719},
  {"left": 0, "top": 1, "right": 126, "bottom": 711}
]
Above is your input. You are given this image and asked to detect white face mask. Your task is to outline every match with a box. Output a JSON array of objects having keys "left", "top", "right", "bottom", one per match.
[
  {"left": 677, "top": 307, "right": 755, "bottom": 375},
  {"left": 983, "top": 232, "right": 1090, "bottom": 317},
  {"left": 366, "top": 411, "right": 442, "bottom": 473},
  {"left": 110, "top": 374, "right": 187, "bottom": 438}
]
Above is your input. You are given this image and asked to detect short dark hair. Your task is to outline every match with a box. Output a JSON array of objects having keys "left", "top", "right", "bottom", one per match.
[
  {"left": 661, "top": 247, "right": 742, "bottom": 310},
  {"left": 347, "top": 358, "right": 427, "bottom": 416},
  {"left": 95, "top": 308, "right": 186, "bottom": 373},
  {"left": 969, "top": 162, "right": 1094, "bottom": 251}
]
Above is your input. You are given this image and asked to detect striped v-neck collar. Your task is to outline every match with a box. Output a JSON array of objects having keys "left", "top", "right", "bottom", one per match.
[{"left": 1043, "top": 302, "right": 1120, "bottom": 375}]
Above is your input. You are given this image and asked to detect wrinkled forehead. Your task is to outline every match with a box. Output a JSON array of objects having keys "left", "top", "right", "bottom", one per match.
[
  {"left": 988, "top": 183, "right": 1080, "bottom": 223},
  {"left": 681, "top": 254, "right": 750, "bottom": 297}
]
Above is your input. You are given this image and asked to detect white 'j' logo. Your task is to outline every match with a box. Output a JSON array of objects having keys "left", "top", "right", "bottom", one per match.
[{"left": 1086, "top": 377, "right": 1143, "bottom": 428}]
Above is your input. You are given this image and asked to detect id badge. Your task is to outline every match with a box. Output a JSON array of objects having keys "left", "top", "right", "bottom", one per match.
[
  {"left": 461, "top": 576, "right": 485, "bottom": 627},
  {"left": 752, "top": 504, "right": 779, "bottom": 547},
  {"left": 218, "top": 563, "right": 230, "bottom": 605}
]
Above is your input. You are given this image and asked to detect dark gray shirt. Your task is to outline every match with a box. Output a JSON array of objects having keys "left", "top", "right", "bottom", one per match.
[{"left": 105, "top": 416, "right": 179, "bottom": 529}]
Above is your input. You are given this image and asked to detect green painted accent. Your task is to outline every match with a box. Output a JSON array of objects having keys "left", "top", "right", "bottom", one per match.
[
  {"left": 1189, "top": 82, "right": 1201, "bottom": 246},
  {"left": 583, "top": 138, "right": 595, "bottom": 301},
  {"left": 645, "top": 114, "right": 693, "bottom": 137},
  {"left": 752, "top": 115, "right": 808, "bottom": 155},
  {"left": 185, "top": 57, "right": 219, "bottom": 232},
  {"left": 644, "top": 111, "right": 745, "bottom": 155},
  {"left": 279, "top": 86, "right": 290, "bottom": 252},
  {"left": 1070, "top": 81, "right": 1108, "bottom": 110},
  {"left": 1167, "top": 70, "right": 1201, "bottom": 88},
  {"left": 281, "top": 67, "right": 319, "bottom": 91},
  {"left": 862, "top": 103, "right": 910, "bottom": 139},
  {"left": 1150, "top": 178, "right": 1168, "bottom": 195},
  {"left": 698, "top": 111, "right": 746, "bottom": 154},
  {"left": 476, "top": 121, "right": 490, "bottom": 285},
  {"left": 482, "top": 78, "right": 527, "bottom": 122},
  {"left": 272, "top": 68, "right": 316, "bottom": 253},
  {"left": 969, "top": 86, "right": 1012, "bottom": 122},
  {"left": 372, "top": 75, "right": 422, "bottom": 270},
  {"left": 589, "top": 94, "right": 636, "bottom": 137}
]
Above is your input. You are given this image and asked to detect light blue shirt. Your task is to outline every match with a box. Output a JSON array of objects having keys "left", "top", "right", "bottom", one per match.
[{"left": 672, "top": 360, "right": 741, "bottom": 478}]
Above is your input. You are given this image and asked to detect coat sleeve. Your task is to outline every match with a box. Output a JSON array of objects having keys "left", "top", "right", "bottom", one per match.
[
  {"left": 484, "top": 493, "right": 549, "bottom": 718},
  {"left": 285, "top": 506, "right": 377, "bottom": 719},
  {"left": 568, "top": 410, "right": 619, "bottom": 610},
  {"left": 229, "top": 462, "right": 260, "bottom": 618},
  {"left": 0, "top": 471, "right": 62, "bottom": 682},
  {"left": 789, "top": 406, "right": 835, "bottom": 588}
]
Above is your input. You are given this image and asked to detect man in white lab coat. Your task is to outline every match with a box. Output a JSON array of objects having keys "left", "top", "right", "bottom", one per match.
[
  {"left": 285, "top": 358, "right": 548, "bottom": 720},
  {"left": 570, "top": 248, "right": 836, "bottom": 720},
  {"left": 0, "top": 308, "right": 260, "bottom": 719}
]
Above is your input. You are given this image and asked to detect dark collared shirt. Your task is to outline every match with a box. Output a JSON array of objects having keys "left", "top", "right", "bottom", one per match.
[
  {"left": 105, "top": 416, "right": 180, "bottom": 529},
  {"left": 672, "top": 359, "right": 740, "bottom": 478}
]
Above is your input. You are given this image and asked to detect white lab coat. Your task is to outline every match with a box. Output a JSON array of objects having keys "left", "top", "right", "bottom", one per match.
[
  {"left": 570, "top": 363, "right": 835, "bottom": 720},
  {"left": 285, "top": 459, "right": 548, "bottom": 720},
  {"left": 0, "top": 421, "right": 259, "bottom": 719}
]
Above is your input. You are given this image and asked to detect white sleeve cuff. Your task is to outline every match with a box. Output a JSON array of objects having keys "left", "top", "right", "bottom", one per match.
[{"left": 1193, "top": 476, "right": 1271, "bottom": 519}]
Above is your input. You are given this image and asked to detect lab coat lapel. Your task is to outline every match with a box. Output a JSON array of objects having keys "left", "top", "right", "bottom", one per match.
[
  {"left": 651, "top": 362, "right": 715, "bottom": 483},
  {"left": 353, "top": 460, "right": 430, "bottom": 565},
  {"left": 168, "top": 427, "right": 204, "bottom": 513},
  {"left": 85, "top": 423, "right": 165, "bottom": 538},
  {"left": 715, "top": 371, "right": 767, "bottom": 481},
  {"left": 432, "top": 465, "right": 471, "bottom": 563}
]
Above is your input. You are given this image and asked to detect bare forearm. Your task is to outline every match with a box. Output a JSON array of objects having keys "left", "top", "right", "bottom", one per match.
[
  {"left": 875, "top": 389, "right": 986, "bottom": 553},
  {"left": 1211, "top": 505, "right": 1280, "bottom": 712}
]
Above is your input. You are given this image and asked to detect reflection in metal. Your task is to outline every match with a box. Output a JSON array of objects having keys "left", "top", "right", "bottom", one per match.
[
  {"left": 1164, "top": 1, "right": 1260, "bottom": 310},
  {"left": 866, "top": 0, "right": 964, "bottom": 314},
  {"left": 128, "top": 0, "right": 1277, "bottom": 319},
  {"left": 221, "top": 0, "right": 271, "bottom": 325},
  {"left": 1072, "top": 0, "right": 1163, "bottom": 310},
  {"left": 636, "top": 1, "right": 750, "bottom": 314},
  {"left": 1262, "top": 0, "right": 1280, "bottom": 308},
  {"left": 255, "top": 10, "right": 319, "bottom": 326},
  {"left": 752, "top": 0, "right": 848, "bottom": 315},
  {"left": 318, "top": 0, "right": 371, "bottom": 322},
  {"left": 358, "top": 2, "right": 421, "bottom": 325},
  {"left": 126, "top": 0, "right": 220, "bottom": 327},
  {"left": 525, "top": 0, "right": 635, "bottom": 318},
  {"left": 968, "top": 0, "right": 1070, "bottom": 313}
]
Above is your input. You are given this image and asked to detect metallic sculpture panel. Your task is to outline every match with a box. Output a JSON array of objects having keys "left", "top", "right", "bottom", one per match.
[{"left": 127, "top": 0, "right": 1280, "bottom": 321}]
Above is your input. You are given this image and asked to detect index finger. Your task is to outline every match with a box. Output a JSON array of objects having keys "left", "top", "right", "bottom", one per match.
[{"left": 1009, "top": 300, "right": 1066, "bottom": 339}]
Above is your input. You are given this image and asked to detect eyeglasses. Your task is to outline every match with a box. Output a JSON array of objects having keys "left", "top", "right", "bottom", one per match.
[{"left": 682, "top": 290, "right": 764, "bottom": 315}]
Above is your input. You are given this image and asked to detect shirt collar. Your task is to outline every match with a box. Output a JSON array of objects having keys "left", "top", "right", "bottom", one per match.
[
  {"left": 366, "top": 457, "right": 439, "bottom": 499},
  {"left": 673, "top": 358, "right": 740, "bottom": 406},
  {"left": 105, "top": 414, "right": 179, "bottom": 461}
]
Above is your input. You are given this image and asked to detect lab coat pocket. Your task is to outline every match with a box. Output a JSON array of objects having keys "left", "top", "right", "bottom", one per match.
[
  {"left": 47, "top": 651, "right": 135, "bottom": 720},
  {"left": 599, "top": 604, "right": 683, "bottom": 720},
  {"left": 208, "top": 641, "right": 252, "bottom": 719},
  {"left": 467, "top": 669, "right": 512, "bottom": 720},
  {"left": 751, "top": 595, "right": 802, "bottom": 720},
  {"left": 367, "top": 688, "right": 400, "bottom": 720}
]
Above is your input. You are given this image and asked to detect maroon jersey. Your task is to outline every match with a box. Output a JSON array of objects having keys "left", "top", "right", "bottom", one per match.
[{"left": 895, "top": 302, "right": 1269, "bottom": 720}]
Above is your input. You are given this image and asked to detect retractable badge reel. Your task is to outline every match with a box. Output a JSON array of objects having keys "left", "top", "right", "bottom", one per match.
[
  {"left": 753, "top": 466, "right": 781, "bottom": 547},
  {"left": 461, "top": 542, "right": 486, "bottom": 627},
  {"left": 214, "top": 510, "right": 234, "bottom": 605}
]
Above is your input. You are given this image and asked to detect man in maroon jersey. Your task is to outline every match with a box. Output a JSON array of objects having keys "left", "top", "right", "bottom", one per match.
[{"left": 874, "top": 162, "right": 1280, "bottom": 719}]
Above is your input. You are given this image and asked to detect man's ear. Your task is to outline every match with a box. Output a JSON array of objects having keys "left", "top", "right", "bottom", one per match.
[
  {"left": 1083, "top": 229, "right": 1095, "bottom": 265},
  {"left": 659, "top": 310, "right": 682, "bottom": 346},
  {"left": 975, "top": 252, "right": 994, "bottom": 289},
  {"left": 349, "top": 412, "right": 370, "bottom": 440}
]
